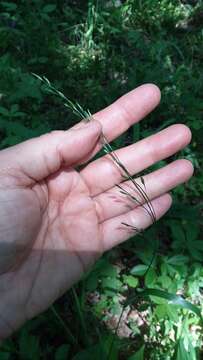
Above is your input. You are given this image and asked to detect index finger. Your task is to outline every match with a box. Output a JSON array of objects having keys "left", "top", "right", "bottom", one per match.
[{"left": 93, "top": 83, "right": 161, "bottom": 141}]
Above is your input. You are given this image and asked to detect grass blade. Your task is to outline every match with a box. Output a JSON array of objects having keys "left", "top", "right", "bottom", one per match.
[{"left": 125, "top": 288, "right": 203, "bottom": 320}]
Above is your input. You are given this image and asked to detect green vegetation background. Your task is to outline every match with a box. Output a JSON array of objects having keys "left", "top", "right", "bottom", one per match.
[{"left": 0, "top": 1, "right": 202, "bottom": 359}]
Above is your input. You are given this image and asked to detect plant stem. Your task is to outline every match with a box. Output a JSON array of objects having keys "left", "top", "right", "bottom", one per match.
[{"left": 50, "top": 305, "right": 77, "bottom": 345}]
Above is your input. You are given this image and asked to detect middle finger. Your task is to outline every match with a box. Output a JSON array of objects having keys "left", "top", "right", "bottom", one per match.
[{"left": 80, "top": 124, "right": 191, "bottom": 196}]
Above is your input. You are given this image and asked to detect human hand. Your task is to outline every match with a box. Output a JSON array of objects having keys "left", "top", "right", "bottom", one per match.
[{"left": 0, "top": 84, "right": 193, "bottom": 338}]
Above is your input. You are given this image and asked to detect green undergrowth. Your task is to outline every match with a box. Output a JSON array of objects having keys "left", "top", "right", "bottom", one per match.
[{"left": 0, "top": 0, "right": 202, "bottom": 359}]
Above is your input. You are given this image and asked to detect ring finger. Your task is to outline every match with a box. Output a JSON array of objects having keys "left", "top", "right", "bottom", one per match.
[{"left": 94, "top": 159, "right": 193, "bottom": 222}]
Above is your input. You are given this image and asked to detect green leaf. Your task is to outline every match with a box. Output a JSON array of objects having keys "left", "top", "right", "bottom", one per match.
[
  {"left": 99, "top": 264, "right": 118, "bottom": 278},
  {"left": 175, "top": 339, "right": 196, "bottom": 360},
  {"left": 155, "top": 303, "right": 179, "bottom": 322},
  {"left": 71, "top": 337, "right": 118, "bottom": 360},
  {"left": 158, "top": 275, "right": 172, "bottom": 288},
  {"left": 123, "top": 275, "right": 138, "bottom": 288},
  {"left": 131, "top": 264, "right": 148, "bottom": 276},
  {"left": 169, "top": 222, "right": 185, "bottom": 243},
  {"left": 128, "top": 345, "right": 145, "bottom": 360},
  {"left": 10, "top": 104, "right": 19, "bottom": 113},
  {"left": 135, "top": 248, "right": 156, "bottom": 266},
  {"left": 89, "top": 258, "right": 117, "bottom": 278},
  {"left": 125, "top": 289, "right": 202, "bottom": 320},
  {"left": 94, "top": 296, "right": 108, "bottom": 315},
  {"left": 111, "top": 302, "right": 122, "bottom": 315},
  {"left": 42, "top": 4, "right": 56, "bottom": 13},
  {"left": 192, "top": 241, "right": 203, "bottom": 251},
  {"left": 72, "top": 346, "right": 102, "bottom": 360},
  {"left": 166, "top": 304, "right": 179, "bottom": 323},
  {"left": 102, "top": 335, "right": 118, "bottom": 360},
  {"left": 188, "top": 247, "right": 203, "bottom": 261},
  {"left": 12, "top": 73, "right": 42, "bottom": 101},
  {"left": 185, "top": 223, "right": 199, "bottom": 243},
  {"left": 0, "top": 106, "right": 9, "bottom": 116},
  {"left": 19, "top": 329, "right": 40, "bottom": 360},
  {"left": 168, "top": 205, "right": 199, "bottom": 221},
  {"left": 154, "top": 304, "right": 168, "bottom": 319},
  {"left": 1, "top": 2, "right": 17, "bottom": 11},
  {"left": 85, "top": 274, "right": 98, "bottom": 291},
  {"left": 145, "top": 268, "right": 157, "bottom": 287},
  {"left": 101, "top": 277, "right": 122, "bottom": 291},
  {"left": 55, "top": 345, "right": 70, "bottom": 360},
  {"left": 167, "top": 255, "right": 189, "bottom": 265}
]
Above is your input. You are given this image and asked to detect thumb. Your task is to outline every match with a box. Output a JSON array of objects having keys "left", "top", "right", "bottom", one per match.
[{"left": 0, "top": 120, "right": 102, "bottom": 182}]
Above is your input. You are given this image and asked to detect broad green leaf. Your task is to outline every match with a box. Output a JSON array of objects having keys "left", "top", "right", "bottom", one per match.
[
  {"left": 169, "top": 222, "right": 185, "bottom": 243},
  {"left": 85, "top": 274, "right": 98, "bottom": 291},
  {"left": 111, "top": 302, "right": 122, "bottom": 315},
  {"left": 145, "top": 268, "right": 157, "bottom": 287},
  {"left": 101, "top": 277, "right": 122, "bottom": 291},
  {"left": 99, "top": 264, "right": 118, "bottom": 278},
  {"left": 154, "top": 304, "right": 168, "bottom": 319},
  {"left": 185, "top": 223, "right": 199, "bottom": 243},
  {"left": 160, "top": 262, "right": 168, "bottom": 276},
  {"left": 167, "top": 255, "right": 189, "bottom": 265},
  {"left": 123, "top": 275, "right": 138, "bottom": 288},
  {"left": 166, "top": 304, "right": 179, "bottom": 323},
  {"left": 131, "top": 264, "right": 148, "bottom": 276},
  {"left": 158, "top": 275, "right": 172, "bottom": 288},
  {"left": 135, "top": 249, "right": 156, "bottom": 266},
  {"left": 92, "top": 259, "right": 118, "bottom": 278}
]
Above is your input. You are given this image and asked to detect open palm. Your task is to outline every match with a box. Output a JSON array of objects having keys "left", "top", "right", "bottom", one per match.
[{"left": 0, "top": 84, "right": 193, "bottom": 339}]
